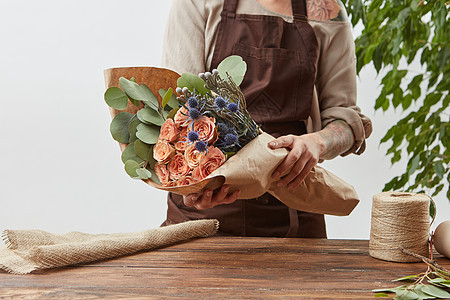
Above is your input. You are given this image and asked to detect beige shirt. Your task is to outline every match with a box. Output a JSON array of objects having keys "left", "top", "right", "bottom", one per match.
[{"left": 161, "top": 0, "right": 372, "bottom": 155}]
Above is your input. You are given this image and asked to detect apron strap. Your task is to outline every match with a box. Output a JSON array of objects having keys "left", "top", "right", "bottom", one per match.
[
  {"left": 285, "top": 208, "right": 299, "bottom": 237},
  {"left": 292, "top": 0, "right": 308, "bottom": 22},
  {"left": 222, "top": 0, "right": 238, "bottom": 14}
]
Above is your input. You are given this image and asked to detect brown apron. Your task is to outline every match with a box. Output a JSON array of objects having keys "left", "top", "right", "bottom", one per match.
[{"left": 163, "top": 0, "right": 326, "bottom": 238}]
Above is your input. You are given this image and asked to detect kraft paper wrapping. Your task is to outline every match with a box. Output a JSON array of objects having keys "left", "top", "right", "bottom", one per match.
[{"left": 105, "top": 67, "right": 360, "bottom": 217}]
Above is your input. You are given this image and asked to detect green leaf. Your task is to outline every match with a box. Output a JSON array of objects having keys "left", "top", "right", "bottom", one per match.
[
  {"left": 161, "top": 87, "right": 173, "bottom": 108},
  {"left": 104, "top": 87, "right": 128, "bottom": 110},
  {"left": 159, "top": 89, "right": 179, "bottom": 109},
  {"left": 177, "top": 73, "right": 210, "bottom": 95},
  {"left": 137, "top": 106, "right": 165, "bottom": 126},
  {"left": 110, "top": 112, "right": 136, "bottom": 144},
  {"left": 134, "top": 139, "right": 152, "bottom": 161},
  {"left": 136, "top": 123, "right": 160, "bottom": 144},
  {"left": 119, "top": 77, "right": 159, "bottom": 109},
  {"left": 429, "top": 199, "right": 436, "bottom": 220},
  {"left": 124, "top": 160, "right": 142, "bottom": 178},
  {"left": 128, "top": 119, "right": 141, "bottom": 144},
  {"left": 434, "top": 163, "right": 445, "bottom": 179},
  {"left": 394, "top": 289, "right": 419, "bottom": 300},
  {"left": 217, "top": 55, "right": 247, "bottom": 86},
  {"left": 136, "top": 168, "right": 152, "bottom": 179},
  {"left": 393, "top": 274, "right": 420, "bottom": 282},
  {"left": 374, "top": 292, "right": 390, "bottom": 298},
  {"left": 167, "top": 107, "right": 179, "bottom": 120},
  {"left": 408, "top": 155, "right": 421, "bottom": 176},
  {"left": 121, "top": 143, "right": 144, "bottom": 164},
  {"left": 422, "top": 284, "right": 450, "bottom": 298}
]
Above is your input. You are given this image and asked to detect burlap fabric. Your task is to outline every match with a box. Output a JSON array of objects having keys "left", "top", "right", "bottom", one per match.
[{"left": 0, "top": 219, "right": 218, "bottom": 274}]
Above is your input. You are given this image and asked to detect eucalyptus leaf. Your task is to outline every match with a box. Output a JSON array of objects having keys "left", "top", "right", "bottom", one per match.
[
  {"left": 121, "top": 143, "right": 144, "bottom": 164},
  {"left": 217, "top": 55, "right": 247, "bottom": 86},
  {"left": 167, "top": 107, "right": 179, "bottom": 120},
  {"left": 128, "top": 119, "right": 141, "bottom": 144},
  {"left": 393, "top": 274, "right": 420, "bottom": 282},
  {"left": 177, "top": 72, "right": 210, "bottom": 95},
  {"left": 134, "top": 139, "right": 152, "bottom": 161},
  {"left": 137, "top": 106, "right": 165, "bottom": 126},
  {"left": 422, "top": 284, "right": 450, "bottom": 298},
  {"left": 104, "top": 87, "right": 128, "bottom": 110},
  {"left": 136, "top": 123, "right": 160, "bottom": 144},
  {"left": 124, "top": 160, "right": 142, "bottom": 178},
  {"left": 119, "top": 77, "right": 159, "bottom": 109},
  {"left": 136, "top": 168, "right": 152, "bottom": 179},
  {"left": 110, "top": 112, "right": 136, "bottom": 144}
]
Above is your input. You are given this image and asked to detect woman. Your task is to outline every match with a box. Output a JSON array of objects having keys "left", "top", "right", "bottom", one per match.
[{"left": 160, "top": 0, "right": 372, "bottom": 237}]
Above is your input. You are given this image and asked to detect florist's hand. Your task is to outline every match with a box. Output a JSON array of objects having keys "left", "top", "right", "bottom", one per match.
[
  {"left": 268, "top": 133, "right": 324, "bottom": 189},
  {"left": 183, "top": 185, "right": 241, "bottom": 210}
]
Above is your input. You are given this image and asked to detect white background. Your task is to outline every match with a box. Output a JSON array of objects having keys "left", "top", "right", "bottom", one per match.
[{"left": 0, "top": 0, "right": 448, "bottom": 239}]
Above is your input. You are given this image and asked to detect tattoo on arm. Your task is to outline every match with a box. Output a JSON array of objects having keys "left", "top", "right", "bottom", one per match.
[{"left": 318, "top": 120, "right": 355, "bottom": 160}]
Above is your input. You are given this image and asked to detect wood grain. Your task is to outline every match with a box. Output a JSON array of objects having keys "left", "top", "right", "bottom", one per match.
[{"left": 1, "top": 237, "right": 449, "bottom": 299}]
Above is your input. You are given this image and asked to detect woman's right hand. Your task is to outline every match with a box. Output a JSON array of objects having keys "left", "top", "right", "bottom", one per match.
[{"left": 183, "top": 185, "right": 241, "bottom": 209}]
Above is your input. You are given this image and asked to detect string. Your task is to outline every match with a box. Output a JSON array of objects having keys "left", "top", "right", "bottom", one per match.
[{"left": 369, "top": 192, "right": 431, "bottom": 262}]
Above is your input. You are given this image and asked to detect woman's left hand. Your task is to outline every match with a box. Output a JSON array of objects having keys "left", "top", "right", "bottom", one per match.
[{"left": 268, "top": 133, "right": 324, "bottom": 189}]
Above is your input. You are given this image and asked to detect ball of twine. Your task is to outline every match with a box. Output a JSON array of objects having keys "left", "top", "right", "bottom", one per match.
[{"left": 369, "top": 191, "right": 431, "bottom": 262}]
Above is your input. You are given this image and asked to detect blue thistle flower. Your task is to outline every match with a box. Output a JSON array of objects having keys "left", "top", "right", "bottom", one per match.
[
  {"left": 189, "top": 108, "right": 201, "bottom": 120},
  {"left": 227, "top": 102, "right": 238, "bottom": 112},
  {"left": 224, "top": 133, "right": 239, "bottom": 146},
  {"left": 215, "top": 96, "right": 227, "bottom": 109},
  {"left": 187, "top": 131, "right": 199, "bottom": 143},
  {"left": 187, "top": 96, "right": 198, "bottom": 108},
  {"left": 195, "top": 140, "right": 207, "bottom": 152}
]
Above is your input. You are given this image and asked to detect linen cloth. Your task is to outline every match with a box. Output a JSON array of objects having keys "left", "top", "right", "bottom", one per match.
[{"left": 0, "top": 219, "right": 218, "bottom": 274}]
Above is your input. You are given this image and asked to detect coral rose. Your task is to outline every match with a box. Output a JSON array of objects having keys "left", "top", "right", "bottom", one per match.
[
  {"left": 153, "top": 140, "right": 176, "bottom": 164},
  {"left": 173, "top": 106, "right": 191, "bottom": 128},
  {"left": 177, "top": 175, "right": 198, "bottom": 186},
  {"left": 185, "top": 144, "right": 205, "bottom": 169},
  {"left": 155, "top": 162, "right": 170, "bottom": 186},
  {"left": 307, "top": 0, "right": 341, "bottom": 21},
  {"left": 192, "top": 146, "right": 226, "bottom": 181},
  {"left": 192, "top": 116, "right": 218, "bottom": 145},
  {"left": 175, "top": 127, "right": 189, "bottom": 153},
  {"left": 167, "top": 153, "right": 191, "bottom": 181},
  {"left": 159, "top": 118, "right": 180, "bottom": 143}
]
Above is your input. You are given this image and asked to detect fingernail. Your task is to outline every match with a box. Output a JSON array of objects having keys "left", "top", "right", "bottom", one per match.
[
  {"left": 269, "top": 142, "right": 277, "bottom": 147},
  {"left": 224, "top": 186, "right": 229, "bottom": 193},
  {"left": 272, "top": 171, "right": 280, "bottom": 178},
  {"left": 237, "top": 190, "right": 241, "bottom": 196},
  {"left": 191, "top": 195, "right": 198, "bottom": 201},
  {"left": 206, "top": 191, "right": 212, "bottom": 197}
]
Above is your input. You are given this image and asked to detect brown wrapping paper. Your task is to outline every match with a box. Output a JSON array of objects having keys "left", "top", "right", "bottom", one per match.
[{"left": 105, "top": 67, "right": 360, "bottom": 216}]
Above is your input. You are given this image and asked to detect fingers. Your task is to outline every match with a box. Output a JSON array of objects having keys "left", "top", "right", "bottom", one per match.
[
  {"left": 272, "top": 145, "right": 303, "bottom": 179},
  {"left": 268, "top": 135, "right": 294, "bottom": 150},
  {"left": 185, "top": 185, "right": 241, "bottom": 210}
]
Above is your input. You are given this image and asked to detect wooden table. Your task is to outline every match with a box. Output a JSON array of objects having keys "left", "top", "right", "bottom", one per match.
[{"left": 1, "top": 237, "right": 449, "bottom": 299}]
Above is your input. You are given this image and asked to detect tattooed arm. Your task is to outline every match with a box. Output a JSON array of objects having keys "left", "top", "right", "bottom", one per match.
[{"left": 268, "top": 120, "right": 354, "bottom": 189}]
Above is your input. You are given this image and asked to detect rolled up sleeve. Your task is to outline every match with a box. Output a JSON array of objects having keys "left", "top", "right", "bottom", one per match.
[{"left": 313, "top": 20, "right": 373, "bottom": 155}]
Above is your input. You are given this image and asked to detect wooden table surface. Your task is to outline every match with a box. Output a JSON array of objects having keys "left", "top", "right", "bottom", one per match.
[{"left": 1, "top": 237, "right": 449, "bottom": 299}]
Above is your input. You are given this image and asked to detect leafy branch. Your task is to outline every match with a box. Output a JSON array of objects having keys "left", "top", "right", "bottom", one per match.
[{"left": 342, "top": 0, "right": 450, "bottom": 201}]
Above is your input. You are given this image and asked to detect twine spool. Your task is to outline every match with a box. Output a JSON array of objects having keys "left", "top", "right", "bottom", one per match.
[{"left": 369, "top": 192, "right": 431, "bottom": 262}]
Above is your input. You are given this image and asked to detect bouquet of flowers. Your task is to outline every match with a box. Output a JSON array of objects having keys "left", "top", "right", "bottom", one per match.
[{"left": 104, "top": 56, "right": 360, "bottom": 216}]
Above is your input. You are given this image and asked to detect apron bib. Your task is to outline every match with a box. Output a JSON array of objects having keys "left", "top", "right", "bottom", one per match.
[{"left": 164, "top": 0, "right": 326, "bottom": 238}]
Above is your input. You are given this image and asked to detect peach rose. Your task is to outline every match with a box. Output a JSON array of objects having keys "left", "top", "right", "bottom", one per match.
[
  {"left": 175, "top": 127, "right": 189, "bottom": 153},
  {"left": 184, "top": 144, "right": 205, "bottom": 169},
  {"left": 192, "top": 146, "right": 226, "bottom": 181},
  {"left": 192, "top": 116, "right": 218, "bottom": 145},
  {"left": 153, "top": 140, "right": 176, "bottom": 164},
  {"left": 307, "top": 0, "right": 341, "bottom": 21},
  {"left": 159, "top": 118, "right": 180, "bottom": 143},
  {"left": 155, "top": 162, "right": 170, "bottom": 186},
  {"left": 173, "top": 106, "right": 192, "bottom": 128},
  {"left": 167, "top": 153, "right": 191, "bottom": 181},
  {"left": 177, "top": 175, "right": 198, "bottom": 186}
]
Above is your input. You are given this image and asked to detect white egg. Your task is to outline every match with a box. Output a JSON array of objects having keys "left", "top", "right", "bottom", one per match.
[{"left": 433, "top": 220, "right": 450, "bottom": 259}]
